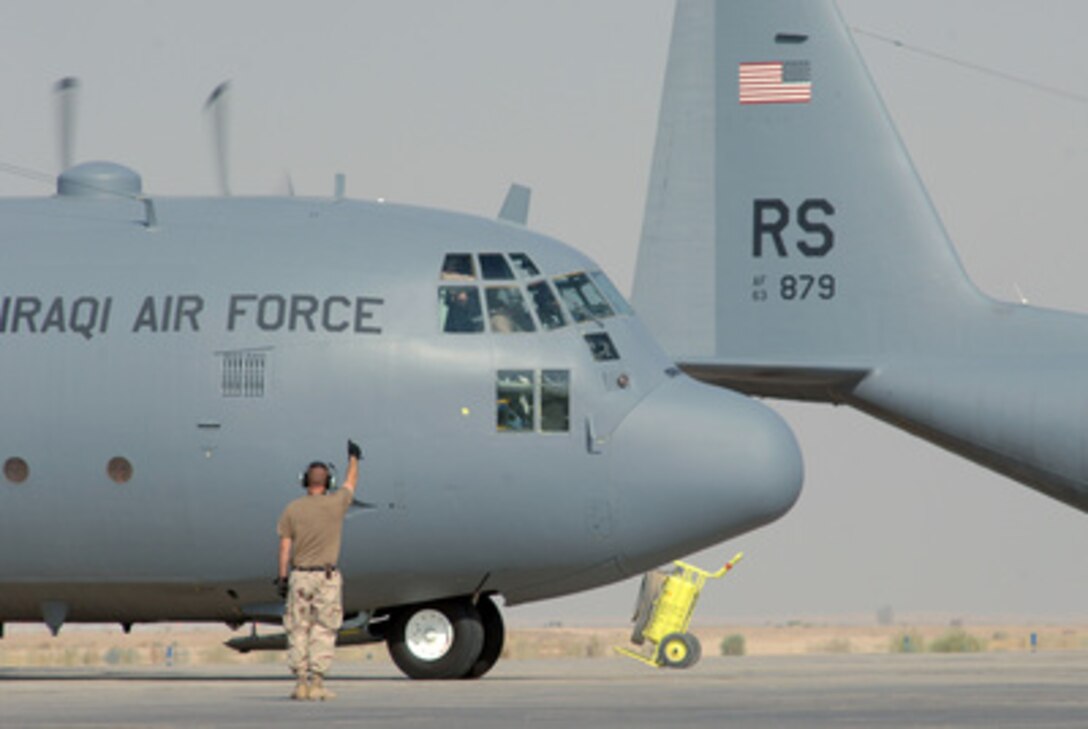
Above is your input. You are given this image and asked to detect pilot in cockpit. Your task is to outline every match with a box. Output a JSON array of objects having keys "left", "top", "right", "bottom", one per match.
[{"left": 444, "top": 288, "right": 481, "bottom": 333}]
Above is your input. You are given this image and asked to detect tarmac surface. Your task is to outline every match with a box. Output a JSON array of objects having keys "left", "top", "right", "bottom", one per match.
[{"left": 2, "top": 652, "right": 1087, "bottom": 728}]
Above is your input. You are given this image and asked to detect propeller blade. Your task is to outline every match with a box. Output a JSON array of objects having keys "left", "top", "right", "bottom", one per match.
[
  {"left": 203, "top": 80, "right": 232, "bottom": 196},
  {"left": 54, "top": 77, "right": 80, "bottom": 172}
]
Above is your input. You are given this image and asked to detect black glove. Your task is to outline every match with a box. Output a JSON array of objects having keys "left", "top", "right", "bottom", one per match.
[
  {"left": 347, "top": 439, "right": 362, "bottom": 460},
  {"left": 274, "top": 576, "right": 288, "bottom": 599}
]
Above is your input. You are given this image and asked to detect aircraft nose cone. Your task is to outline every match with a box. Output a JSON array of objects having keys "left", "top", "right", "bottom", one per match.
[{"left": 609, "top": 376, "right": 803, "bottom": 570}]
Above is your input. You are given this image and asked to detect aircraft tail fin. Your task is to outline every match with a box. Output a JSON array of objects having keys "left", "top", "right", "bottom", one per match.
[{"left": 632, "top": 0, "right": 987, "bottom": 397}]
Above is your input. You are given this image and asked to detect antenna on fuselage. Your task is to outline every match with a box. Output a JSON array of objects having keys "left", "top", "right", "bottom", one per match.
[
  {"left": 498, "top": 183, "right": 531, "bottom": 225},
  {"left": 53, "top": 77, "right": 80, "bottom": 172},
  {"left": 203, "top": 80, "right": 232, "bottom": 196}
]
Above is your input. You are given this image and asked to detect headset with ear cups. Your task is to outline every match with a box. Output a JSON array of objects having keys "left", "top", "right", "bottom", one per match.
[{"left": 300, "top": 461, "right": 336, "bottom": 491}]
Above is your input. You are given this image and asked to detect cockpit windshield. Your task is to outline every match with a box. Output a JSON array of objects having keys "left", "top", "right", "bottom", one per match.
[
  {"left": 589, "top": 271, "right": 634, "bottom": 316},
  {"left": 510, "top": 253, "right": 541, "bottom": 278},
  {"left": 479, "top": 254, "right": 515, "bottom": 281},
  {"left": 527, "top": 281, "right": 566, "bottom": 330},
  {"left": 438, "top": 252, "right": 629, "bottom": 336},
  {"left": 439, "top": 286, "right": 484, "bottom": 333},
  {"left": 553, "top": 273, "right": 614, "bottom": 323},
  {"left": 485, "top": 286, "right": 536, "bottom": 333},
  {"left": 440, "top": 253, "right": 476, "bottom": 281}
]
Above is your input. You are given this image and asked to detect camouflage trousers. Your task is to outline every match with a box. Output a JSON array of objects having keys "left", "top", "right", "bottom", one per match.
[{"left": 284, "top": 570, "right": 343, "bottom": 677}]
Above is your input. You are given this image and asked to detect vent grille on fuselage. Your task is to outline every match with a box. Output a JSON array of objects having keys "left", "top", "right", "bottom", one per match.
[{"left": 220, "top": 351, "right": 267, "bottom": 398}]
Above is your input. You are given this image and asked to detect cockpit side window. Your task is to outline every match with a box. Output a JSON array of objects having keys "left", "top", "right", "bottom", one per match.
[
  {"left": 553, "top": 272, "right": 615, "bottom": 323},
  {"left": 527, "top": 280, "right": 566, "bottom": 330},
  {"left": 497, "top": 370, "right": 535, "bottom": 432},
  {"left": 441, "top": 253, "right": 476, "bottom": 281},
  {"left": 439, "top": 286, "right": 484, "bottom": 333},
  {"left": 589, "top": 271, "right": 634, "bottom": 316},
  {"left": 541, "top": 370, "right": 570, "bottom": 433},
  {"left": 485, "top": 286, "right": 536, "bottom": 333},
  {"left": 584, "top": 332, "right": 620, "bottom": 361},
  {"left": 479, "top": 253, "right": 515, "bottom": 281},
  {"left": 510, "top": 253, "right": 541, "bottom": 278},
  {"left": 495, "top": 369, "right": 569, "bottom": 434}
]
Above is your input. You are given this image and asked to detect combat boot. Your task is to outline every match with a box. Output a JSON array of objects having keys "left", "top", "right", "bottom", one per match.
[
  {"left": 290, "top": 675, "right": 310, "bottom": 701},
  {"left": 308, "top": 674, "right": 336, "bottom": 701}
]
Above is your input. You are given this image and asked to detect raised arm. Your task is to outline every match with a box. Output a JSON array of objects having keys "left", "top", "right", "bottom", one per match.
[{"left": 343, "top": 440, "right": 362, "bottom": 496}]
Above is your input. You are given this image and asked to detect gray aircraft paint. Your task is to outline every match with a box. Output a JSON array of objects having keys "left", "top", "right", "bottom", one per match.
[
  {"left": 632, "top": 0, "right": 1088, "bottom": 512},
  {"left": 0, "top": 161, "right": 801, "bottom": 632}
]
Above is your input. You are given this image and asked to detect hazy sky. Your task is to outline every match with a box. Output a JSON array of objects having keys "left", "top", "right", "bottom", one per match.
[{"left": 1, "top": 1, "right": 1086, "bottom": 625}]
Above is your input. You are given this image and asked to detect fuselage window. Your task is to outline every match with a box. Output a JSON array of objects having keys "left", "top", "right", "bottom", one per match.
[
  {"left": 584, "top": 332, "right": 620, "bottom": 361},
  {"left": 479, "top": 253, "right": 515, "bottom": 281},
  {"left": 497, "top": 370, "right": 535, "bottom": 432},
  {"left": 3, "top": 457, "right": 29, "bottom": 484},
  {"left": 510, "top": 253, "right": 541, "bottom": 278},
  {"left": 541, "top": 370, "right": 571, "bottom": 433},
  {"left": 485, "top": 286, "right": 536, "bottom": 333},
  {"left": 441, "top": 253, "right": 476, "bottom": 281},
  {"left": 553, "top": 272, "right": 615, "bottom": 323},
  {"left": 439, "top": 286, "right": 484, "bottom": 333},
  {"left": 590, "top": 271, "right": 634, "bottom": 316},
  {"left": 527, "top": 281, "right": 566, "bottom": 330},
  {"left": 107, "top": 457, "right": 133, "bottom": 484}
]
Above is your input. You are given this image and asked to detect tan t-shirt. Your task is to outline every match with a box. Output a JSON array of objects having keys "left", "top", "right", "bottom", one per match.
[{"left": 277, "top": 488, "right": 353, "bottom": 569}]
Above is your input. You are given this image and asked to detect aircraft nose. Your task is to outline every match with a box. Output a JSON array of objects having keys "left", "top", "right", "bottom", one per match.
[{"left": 609, "top": 376, "right": 803, "bottom": 569}]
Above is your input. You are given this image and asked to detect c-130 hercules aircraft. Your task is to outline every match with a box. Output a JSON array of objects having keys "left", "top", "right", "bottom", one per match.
[
  {"left": 5, "top": 0, "right": 1080, "bottom": 682},
  {"left": 0, "top": 5, "right": 811, "bottom": 681}
]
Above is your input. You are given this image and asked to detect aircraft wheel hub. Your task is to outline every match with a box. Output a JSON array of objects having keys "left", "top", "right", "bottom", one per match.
[{"left": 404, "top": 608, "right": 455, "bottom": 661}]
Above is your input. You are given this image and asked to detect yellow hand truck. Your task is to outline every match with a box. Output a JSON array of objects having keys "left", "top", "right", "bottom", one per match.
[{"left": 615, "top": 552, "right": 743, "bottom": 669}]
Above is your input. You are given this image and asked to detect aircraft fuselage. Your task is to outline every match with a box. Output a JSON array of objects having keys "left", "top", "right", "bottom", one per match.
[{"left": 0, "top": 189, "right": 802, "bottom": 628}]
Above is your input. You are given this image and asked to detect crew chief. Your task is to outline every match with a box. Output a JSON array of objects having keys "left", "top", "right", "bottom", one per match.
[{"left": 276, "top": 439, "right": 361, "bottom": 701}]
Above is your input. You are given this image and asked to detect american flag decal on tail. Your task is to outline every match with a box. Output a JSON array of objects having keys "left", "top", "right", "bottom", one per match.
[{"left": 739, "top": 61, "right": 812, "bottom": 105}]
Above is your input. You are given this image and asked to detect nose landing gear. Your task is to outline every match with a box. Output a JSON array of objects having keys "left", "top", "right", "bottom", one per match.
[{"left": 386, "top": 594, "right": 505, "bottom": 680}]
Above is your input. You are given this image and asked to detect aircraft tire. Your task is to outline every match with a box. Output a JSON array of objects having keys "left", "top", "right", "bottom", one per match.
[
  {"left": 659, "top": 632, "right": 700, "bottom": 669},
  {"left": 462, "top": 594, "right": 504, "bottom": 679},
  {"left": 387, "top": 600, "right": 485, "bottom": 680}
]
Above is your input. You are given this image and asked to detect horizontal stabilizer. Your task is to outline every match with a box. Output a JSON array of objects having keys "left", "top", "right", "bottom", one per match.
[{"left": 680, "top": 362, "right": 869, "bottom": 402}]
